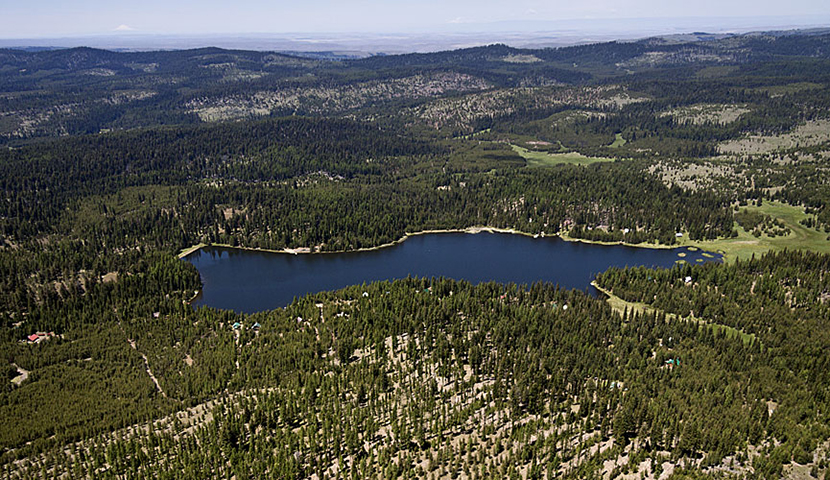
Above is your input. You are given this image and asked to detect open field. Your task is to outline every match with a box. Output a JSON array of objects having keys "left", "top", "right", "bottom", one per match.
[
  {"left": 679, "top": 200, "right": 830, "bottom": 262},
  {"left": 511, "top": 144, "right": 615, "bottom": 167}
]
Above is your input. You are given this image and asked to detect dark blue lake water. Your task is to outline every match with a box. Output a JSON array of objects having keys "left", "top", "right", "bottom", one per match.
[{"left": 185, "top": 232, "right": 720, "bottom": 313}]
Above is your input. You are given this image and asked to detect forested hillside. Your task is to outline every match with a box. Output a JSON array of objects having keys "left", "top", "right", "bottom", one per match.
[{"left": 2, "top": 29, "right": 830, "bottom": 479}]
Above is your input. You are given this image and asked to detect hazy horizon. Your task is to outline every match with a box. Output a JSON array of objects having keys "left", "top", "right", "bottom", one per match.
[
  {"left": 2, "top": 0, "right": 830, "bottom": 39},
  {"left": 3, "top": 14, "right": 830, "bottom": 54},
  {"left": 3, "top": 0, "right": 830, "bottom": 55}
]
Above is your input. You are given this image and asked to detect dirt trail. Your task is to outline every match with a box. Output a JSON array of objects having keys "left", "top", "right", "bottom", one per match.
[
  {"left": 234, "top": 330, "right": 241, "bottom": 370},
  {"left": 116, "top": 311, "right": 167, "bottom": 398},
  {"left": 128, "top": 339, "right": 167, "bottom": 398}
]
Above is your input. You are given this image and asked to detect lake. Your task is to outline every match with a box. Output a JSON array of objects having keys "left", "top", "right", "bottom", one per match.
[{"left": 185, "top": 232, "right": 721, "bottom": 313}]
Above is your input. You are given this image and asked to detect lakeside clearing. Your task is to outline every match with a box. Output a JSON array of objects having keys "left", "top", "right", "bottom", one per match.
[
  {"left": 511, "top": 144, "right": 615, "bottom": 167},
  {"left": 676, "top": 200, "right": 830, "bottom": 262}
]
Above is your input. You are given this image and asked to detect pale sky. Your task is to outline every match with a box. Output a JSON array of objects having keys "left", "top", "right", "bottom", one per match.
[{"left": 1, "top": 0, "right": 829, "bottom": 38}]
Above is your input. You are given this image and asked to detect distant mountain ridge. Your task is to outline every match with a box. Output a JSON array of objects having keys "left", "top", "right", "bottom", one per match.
[
  {"left": 2, "top": 28, "right": 830, "bottom": 144},
  {"left": 4, "top": 27, "right": 830, "bottom": 71}
]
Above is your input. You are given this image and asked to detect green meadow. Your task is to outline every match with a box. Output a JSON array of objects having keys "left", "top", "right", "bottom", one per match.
[
  {"left": 679, "top": 200, "right": 830, "bottom": 262},
  {"left": 511, "top": 144, "right": 615, "bottom": 167},
  {"left": 609, "top": 132, "right": 627, "bottom": 148}
]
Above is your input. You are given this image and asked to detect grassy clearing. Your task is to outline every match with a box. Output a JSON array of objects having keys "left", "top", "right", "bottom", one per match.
[
  {"left": 708, "top": 323, "right": 758, "bottom": 346},
  {"left": 677, "top": 200, "right": 830, "bottom": 262},
  {"left": 750, "top": 82, "right": 823, "bottom": 96},
  {"left": 511, "top": 144, "right": 615, "bottom": 167},
  {"left": 456, "top": 128, "right": 491, "bottom": 140},
  {"left": 592, "top": 282, "right": 758, "bottom": 346},
  {"left": 694, "top": 65, "right": 739, "bottom": 79},
  {"left": 609, "top": 133, "right": 626, "bottom": 148},
  {"left": 592, "top": 281, "right": 660, "bottom": 318}
]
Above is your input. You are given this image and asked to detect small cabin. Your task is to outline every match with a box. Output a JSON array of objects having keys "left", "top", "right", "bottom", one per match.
[
  {"left": 665, "top": 358, "right": 681, "bottom": 367},
  {"left": 250, "top": 322, "right": 261, "bottom": 331},
  {"left": 232, "top": 322, "right": 243, "bottom": 330}
]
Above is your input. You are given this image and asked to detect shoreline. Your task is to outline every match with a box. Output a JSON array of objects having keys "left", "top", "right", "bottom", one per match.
[
  {"left": 176, "top": 226, "right": 537, "bottom": 259},
  {"left": 177, "top": 226, "right": 719, "bottom": 259},
  {"left": 558, "top": 232, "right": 680, "bottom": 251},
  {"left": 177, "top": 243, "right": 208, "bottom": 259}
]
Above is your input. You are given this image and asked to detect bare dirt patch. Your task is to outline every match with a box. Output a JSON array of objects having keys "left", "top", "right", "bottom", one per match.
[
  {"left": 10, "top": 363, "right": 29, "bottom": 386},
  {"left": 102, "top": 272, "right": 119, "bottom": 283},
  {"left": 719, "top": 119, "right": 830, "bottom": 155},
  {"left": 662, "top": 103, "right": 749, "bottom": 125},
  {"left": 647, "top": 161, "right": 740, "bottom": 191},
  {"left": 502, "top": 54, "right": 542, "bottom": 64}
]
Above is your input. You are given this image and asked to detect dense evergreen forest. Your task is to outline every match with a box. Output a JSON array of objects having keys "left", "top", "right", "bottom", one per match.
[{"left": 2, "top": 29, "right": 830, "bottom": 478}]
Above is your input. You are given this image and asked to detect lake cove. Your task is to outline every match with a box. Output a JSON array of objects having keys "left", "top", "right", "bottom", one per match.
[{"left": 185, "top": 232, "right": 721, "bottom": 313}]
